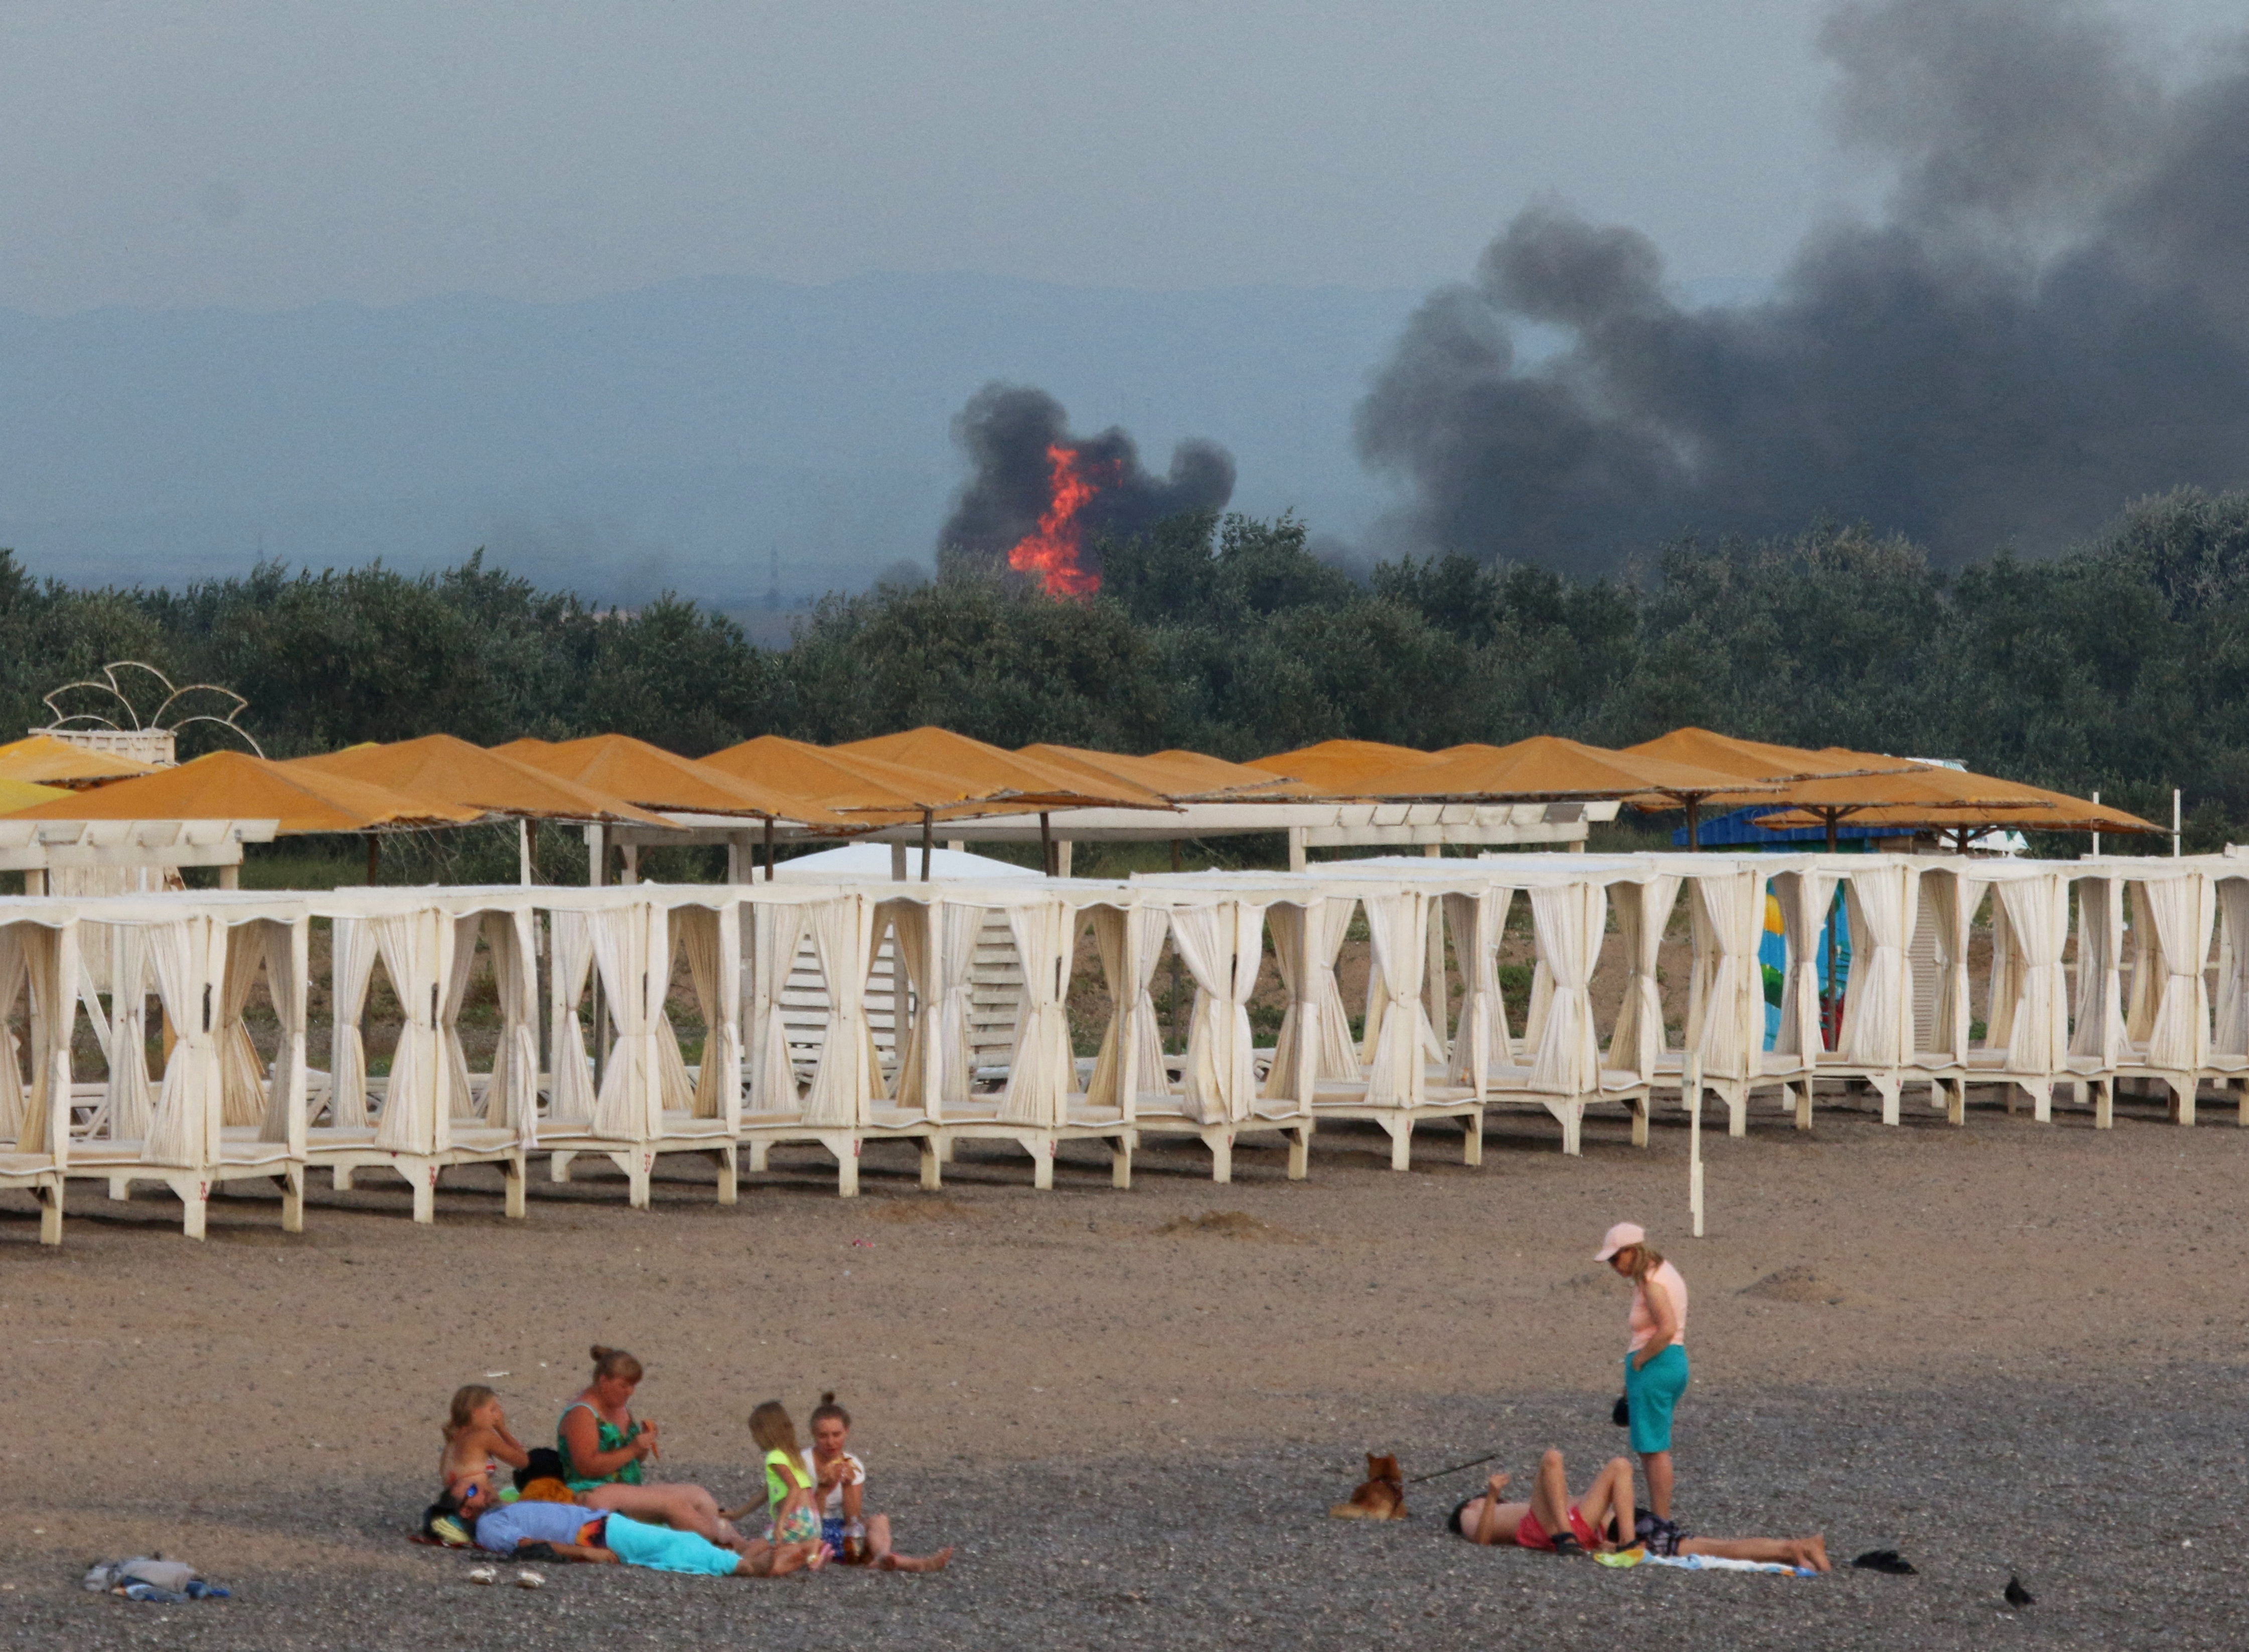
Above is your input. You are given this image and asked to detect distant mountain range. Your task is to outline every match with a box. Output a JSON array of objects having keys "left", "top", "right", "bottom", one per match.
[{"left": 0, "top": 272, "right": 1427, "bottom": 609}]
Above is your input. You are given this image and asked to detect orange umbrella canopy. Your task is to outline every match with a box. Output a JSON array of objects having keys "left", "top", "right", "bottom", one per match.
[
  {"left": 1622, "top": 727, "right": 1923, "bottom": 787},
  {"left": 1350, "top": 735, "right": 1774, "bottom": 802},
  {"left": 1019, "top": 744, "right": 1310, "bottom": 802},
  {"left": 7, "top": 749, "right": 482, "bottom": 834},
  {"left": 288, "top": 734, "right": 670, "bottom": 825},
  {"left": 1246, "top": 739, "right": 1444, "bottom": 794},
  {"left": 1753, "top": 766, "right": 2154, "bottom": 833},
  {"left": 0, "top": 733, "right": 164, "bottom": 787},
  {"left": 1741, "top": 763, "right": 2061, "bottom": 818},
  {"left": 835, "top": 727, "right": 1169, "bottom": 810},
  {"left": 702, "top": 734, "right": 1001, "bottom": 814},
  {"left": 493, "top": 734, "right": 849, "bottom": 824}
]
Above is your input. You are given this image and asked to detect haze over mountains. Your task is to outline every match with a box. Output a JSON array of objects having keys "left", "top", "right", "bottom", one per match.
[{"left": 0, "top": 272, "right": 1428, "bottom": 609}]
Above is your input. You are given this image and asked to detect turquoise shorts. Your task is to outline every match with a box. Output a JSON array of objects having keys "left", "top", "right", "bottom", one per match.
[
  {"left": 1625, "top": 1344, "right": 1689, "bottom": 1455},
  {"left": 601, "top": 1512, "right": 741, "bottom": 1576}
]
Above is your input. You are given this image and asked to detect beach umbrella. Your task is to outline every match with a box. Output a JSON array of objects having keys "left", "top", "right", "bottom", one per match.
[
  {"left": 1738, "top": 762, "right": 2062, "bottom": 850},
  {"left": 0, "top": 777, "right": 72, "bottom": 814},
  {"left": 493, "top": 734, "right": 850, "bottom": 826},
  {"left": 835, "top": 727, "right": 1171, "bottom": 875},
  {"left": 288, "top": 734, "right": 669, "bottom": 825},
  {"left": 1751, "top": 767, "right": 2156, "bottom": 849},
  {"left": 7, "top": 749, "right": 481, "bottom": 876},
  {"left": 1348, "top": 735, "right": 1775, "bottom": 806},
  {"left": 1245, "top": 739, "right": 1444, "bottom": 794},
  {"left": 1018, "top": 744, "right": 1312, "bottom": 802},
  {"left": 703, "top": 733, "right": 1029, "bottom": 879},
  {"left": 0, "top": 733, "right": 164, "bottom": 787},
  {"left": 1619, "top": 727, "right": 1924, "bottom": 847}
]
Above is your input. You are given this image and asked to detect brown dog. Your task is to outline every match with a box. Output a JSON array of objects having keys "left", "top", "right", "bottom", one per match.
[{"left": 1328, "top": 1452, "right": 1407, "bottom": 1520}]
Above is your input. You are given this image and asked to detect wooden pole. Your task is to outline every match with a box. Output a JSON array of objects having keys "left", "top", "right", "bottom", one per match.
[
  {"left": 1687, "top": 1051, "right": 1705, "bottom": 1238},
  {"left": 366, "top": 834, "right": 381, "bottom": 885},
  {"left": 518, "top": 819, "right": 534, "bottom": 886},
  {"left": 764, "top": 815, "right": 776, "bottom": 882},
  {"left": 2090, "top": 791, "right": 2101, "bottom": 858},
  {"left": 1686, "top": 797, "right": 1701, "bottom": 851},
  {"left": 921, "top": 808, "right": 934, "bottom": 881},
  {"left": 1039, "top": 810, "right": 1054, "bottom": 877}
]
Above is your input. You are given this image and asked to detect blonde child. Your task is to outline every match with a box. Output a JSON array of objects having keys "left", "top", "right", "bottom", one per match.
[
  {"left": 724, "top": 1400, "right": 824, "bottom": 1550},
  {"left": 440, "top": 1385, "right": 530, "bottom": 1514}
]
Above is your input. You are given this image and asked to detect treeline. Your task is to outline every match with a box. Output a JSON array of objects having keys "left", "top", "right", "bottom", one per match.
[{"left": 5, "top": 487, "right": 2249, "bottom": 854}]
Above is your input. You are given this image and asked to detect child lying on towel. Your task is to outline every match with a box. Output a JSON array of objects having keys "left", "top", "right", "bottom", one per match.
[{"left": 1448, "top": 1450, "right": 1829, "bottom": 1573}]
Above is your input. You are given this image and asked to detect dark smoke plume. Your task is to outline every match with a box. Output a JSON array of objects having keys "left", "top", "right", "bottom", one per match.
[
  {"left": 1357, "top": 0, "right": 2249, "bottom": 571},
  {"left": 938, "top": 383, "right": 1235, "bottom": 578}
]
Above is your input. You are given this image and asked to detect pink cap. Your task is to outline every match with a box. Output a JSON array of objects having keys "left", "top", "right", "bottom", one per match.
[{"left": 1595, "top": 1221, "right": 1645, "bottom": 1261}]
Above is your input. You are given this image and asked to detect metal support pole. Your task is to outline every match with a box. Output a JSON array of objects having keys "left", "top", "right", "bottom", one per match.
[
  {"left": 1687, "top": 1052, "right": 1705, "bottom": 1238},
  {"left": 2173, "top": 788, "right": 2182, "bottom": 857},
  {"left": 921, "top": 808, "right": 934, "bottom": 882},
  {"left": 366, "top": 834, "right": 381, "bottom": 885},
  {"left": 2090, "top": 791, "right": 2101, "bottom": 858},
  {"left": 1039, "top": 811, "right": 1054, "bottom": 877}
]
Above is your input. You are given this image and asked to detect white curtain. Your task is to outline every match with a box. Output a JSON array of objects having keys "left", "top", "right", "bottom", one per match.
[
  {"left": 1995, "top": 875, "right": 2066, "bottom": 1072},
  {"left": 881, "top": 900, "right": 935, "bottom": 1110},
  {"left": 1923, "top": 872, "right": 1975, "bottom": 1062},
  {"left": 1690, "top": 872, "right": 1759, "bottom": 1083},
  {"left": 1363, "top": 892, "right": 1427, "bottom": 1107},
  {"left": 1769, "top": 870, "right": 1836, "bottom": 1066},
  {"left": 327, "top": 917, "right": 379, "bottom": 1129},
  {"left": 804, "top": 896, "right": 875, "bottom": 1128},
  {"left": 934, "top": 902, "right": 985, "bottom": 1108},
  {"left": 2216, "top": 878, "right": 2249, "bottom": 1058},
  {"left": 1088, "top": 905, "right": 1170, "bottom": 1114},
  {"left": 999, "top": 900, "right": 1074, "bottom": 1128},
  {"left": 439, "top": 914, "right": 485, "bottom": 1121},
  {"left": 1840, "top": 863, "right": 1918, "bottom": 1068},
  {"left": 373, "top": 909, "right": 453, "bottom": 1155},
  {"left": 2140, "top": 872, "right": 2214, "bottom": 1073},
  {"left": 1169, "top": 900, "right": 1263, "bottom": 1123},
  {"left": 2069, "top": 875, "right": 2126, "bottom": 1066},
  {"left": 255, "top": 922, "right": 306, "bottom": 1146},
  {"left": 0, "top": 928, "right": 25, "bottom": 1143},
  {"left": 486, "top": 911, "right": 542, "bottom": 1143},
  {"left": 15, "top": 923, "right": 73, "bottom": 1158},
  {"left": 547, "top": 910, "right": 597, "bottom": 1126},
  {"left": 1442, "top": 888, "right": 1512, "bottom": 1090},
  {"left": 586, "top": 905, "right": 658, "bottom": 1141},
  {"left": 745, "top": 900, "right": 810, "bottom": 1117},
  {"left": 1300, "top": 895, "right": 1361, "bottom": 1081},
  {"left": 141, "top": 918, "right": 214, "bottom": 1167},
  {"left": 669, "top": 906, "right": 729, "bottom": 1120},
  {"left": 1528, "top": 882, "right": 1603, "bottom": 1095},
  {"left": 216, "top": 921, "right": 269, "bottom": 1127},
  {"left": 1984, "top": 893, "right": 2020, "bottom": 1053},
  {"left": 99, "top": 925, "right": 155, "bottom": 1142},
  {"left": 2124, "top": 889, "right": 2160, "bottom": 1047},
  {"left": 1606, "top": 877, "right": 1679, "bottom": 1083}
]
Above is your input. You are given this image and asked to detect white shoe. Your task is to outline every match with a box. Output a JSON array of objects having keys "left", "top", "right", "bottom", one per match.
[
  {"left": 515, "top": 1569, "right": 546, "bottom": 1589},
  {"left": 468, "top": 1566, "right": 498, "bottom": 1585}
]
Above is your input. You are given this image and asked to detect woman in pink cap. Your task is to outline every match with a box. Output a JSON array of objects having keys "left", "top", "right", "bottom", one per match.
[{"left": 1597, "top": 1221, "right": 1688, "bottom": 1544}]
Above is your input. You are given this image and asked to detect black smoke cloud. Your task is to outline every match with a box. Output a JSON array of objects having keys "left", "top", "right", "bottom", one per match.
[
  {"left": 1356, "top": 0, "right": 2249, "bottom": 571},
  {"left": 938, "top": 383, "right": 1235, "bottom": 577}
]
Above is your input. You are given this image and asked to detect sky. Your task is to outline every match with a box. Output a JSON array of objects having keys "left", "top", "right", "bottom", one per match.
[{"left": 0, "top": 0, "right": 2002, "bottom": 314}]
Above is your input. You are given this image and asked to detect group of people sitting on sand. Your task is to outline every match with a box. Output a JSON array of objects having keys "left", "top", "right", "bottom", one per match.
[{"left": 428, "top": 1345, "right": 952, "bottom": 1578}]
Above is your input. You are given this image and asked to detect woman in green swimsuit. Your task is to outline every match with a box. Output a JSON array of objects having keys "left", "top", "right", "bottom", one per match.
[{"left": 559, "top": 1345, "right": 739, "bottom": 1546}]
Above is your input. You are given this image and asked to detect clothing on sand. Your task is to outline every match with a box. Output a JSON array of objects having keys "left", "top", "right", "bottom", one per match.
[
  {"left": 1515, "top": 1504, "right": 1600, "bottom": 1553},
  {"left": 475, "top": 1500, "right": 599, "bottom": 1554}
]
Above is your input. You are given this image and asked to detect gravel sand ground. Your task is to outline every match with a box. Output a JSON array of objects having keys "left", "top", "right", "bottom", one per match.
[{"left": 2, "top": 1092, "right": 2243, "bottom": 1649}]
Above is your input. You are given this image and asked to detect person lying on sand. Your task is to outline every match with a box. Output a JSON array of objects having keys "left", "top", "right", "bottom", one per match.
[
  {"left": 453, "top": 1483, "right": 825, "bottom": 1577},
  {"left": 1447, "top": 1450, "right": 1829, "bottom": 1573}
]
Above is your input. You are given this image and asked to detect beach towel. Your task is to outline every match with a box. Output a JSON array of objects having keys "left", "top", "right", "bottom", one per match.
[{"left": 1596, "top": 1546, "right": 1814, "bottom": 1577}]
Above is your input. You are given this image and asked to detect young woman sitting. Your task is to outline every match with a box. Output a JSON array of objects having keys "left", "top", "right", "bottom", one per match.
[{"left": 804, "top": 1392, "right": 952, "bottom": 1573}]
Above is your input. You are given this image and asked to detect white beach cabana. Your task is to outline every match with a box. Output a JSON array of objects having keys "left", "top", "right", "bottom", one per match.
[{"left": 56, "top": 892, "right": 309, "bottom": 1239}]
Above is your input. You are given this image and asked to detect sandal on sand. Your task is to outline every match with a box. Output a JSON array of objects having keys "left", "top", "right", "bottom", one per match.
[
  {"left": 468, "top": 1566, "right": 498, "bottom": 1585},
  {"left": 515, "top": 1570, "right": 546, "bottom": 1589},
  {"left": 1550, "top": 1533, "right": 1587, "bottom": 1558}
]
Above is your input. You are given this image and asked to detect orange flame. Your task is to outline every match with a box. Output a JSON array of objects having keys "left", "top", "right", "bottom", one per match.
[{"left": 1007, "top": 443, "right": 1101, "bottom": 598}]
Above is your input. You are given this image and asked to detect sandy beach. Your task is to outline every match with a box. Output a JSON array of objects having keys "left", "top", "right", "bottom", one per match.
[{"left": 4, "top": 1089, "right": 2244, "bottom": 1649}]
